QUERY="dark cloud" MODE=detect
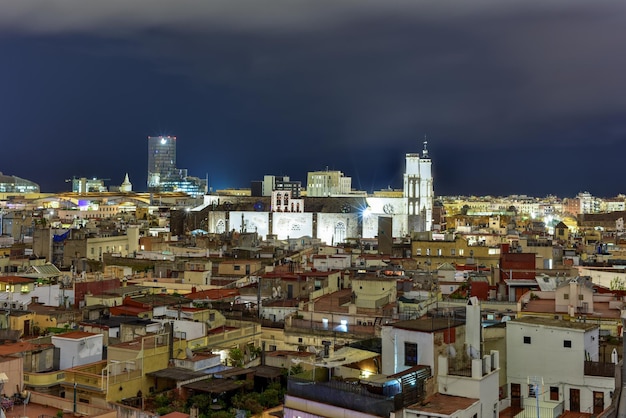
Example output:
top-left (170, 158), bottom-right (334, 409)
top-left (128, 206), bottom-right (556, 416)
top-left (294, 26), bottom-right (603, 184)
top-left (1, 0), bottom-right (625, 196)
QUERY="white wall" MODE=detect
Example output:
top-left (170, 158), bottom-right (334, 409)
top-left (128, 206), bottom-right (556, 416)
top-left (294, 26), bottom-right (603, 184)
top-left (205, 200), bottom-right (412, 242)
top-left (507, 320), bottom-right (608, 413)
top-left (380, 325), bottom-right (434, 375)
top-left (313, 255), bottom-right (351, 272)
top-left (51, 334), bottom-right (103, 370)
top-left (272, 212), bottom-right (313, 240)
top-left (261, 306), bottom-right (298, 322)
top-left (316, 213), bottom-right (359, 246)
top-left (230, 211), bottom-right (270, 238)
top-left (153, 319), bottom-right (205, 341)
top-left (507, 322), bottom-right (588, 386)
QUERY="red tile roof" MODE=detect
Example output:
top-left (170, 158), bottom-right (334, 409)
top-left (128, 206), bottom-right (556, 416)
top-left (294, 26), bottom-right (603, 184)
top-left (0, 341), bottom-right (53, 356)
top-left (54, 331), bottom-right (98, 339)
top-left (408, 393), bottom-right (478, 415)
top-left (0, 276), bottom-right (34, 284)
top-left (109, 305), bottom-right (151, 316)
top-left (185, 288), bottom-right (239, 300)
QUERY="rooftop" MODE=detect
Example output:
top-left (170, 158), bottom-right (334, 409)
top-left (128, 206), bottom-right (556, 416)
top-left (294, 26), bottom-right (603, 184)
top-left (185, 288), bottom-right (239, 300)
top-left (52, 330), bottom-right (98, 340)
top-left (511, 316), bottom-right (598, 330)
top-left (146, 367), bottom-right (208, 381)
top-left (80, 316), bottom-right (157, 328)
top-left (390, 317), bottom-right (465, 332)
top-left (407, 393), bottom-right (479, 415)
top-left (0, 276), bottom-right (34, 284)
top-left (265, 350), bottom-right (316, 359)
top-left (0, 341), bottom-right (53, 356)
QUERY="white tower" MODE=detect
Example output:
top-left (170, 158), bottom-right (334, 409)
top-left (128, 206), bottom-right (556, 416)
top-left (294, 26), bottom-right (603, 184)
top-left (403, 140), bottom-right (433, 232)
top-left (120, 173), bottom-right (133, 192)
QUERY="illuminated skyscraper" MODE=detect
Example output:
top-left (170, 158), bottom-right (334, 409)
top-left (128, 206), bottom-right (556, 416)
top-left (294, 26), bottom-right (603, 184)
top-left (147, 135), bottom-right (177, 191)
top-left (146, 135), bottom-right (206, 196)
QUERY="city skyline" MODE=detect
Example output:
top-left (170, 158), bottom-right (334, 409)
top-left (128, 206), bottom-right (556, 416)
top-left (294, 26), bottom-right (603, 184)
top-left (1, 1), bottom-right (626, 197)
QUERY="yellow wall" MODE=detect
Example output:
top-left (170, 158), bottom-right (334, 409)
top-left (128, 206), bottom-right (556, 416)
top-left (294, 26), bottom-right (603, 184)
top-left (86, 235), bottom-right (135, 261)
top-left (183, 270), bottom-right (211, 286)
top-left (106, 334), bottom-right (173, 403)
top-left (85, 294), bottom-right (123, 307)
top-left (411, 237), bottom-right (500, 269)
top-left (351, 278), bottom-right (397, 309)
top-left (7, 311), bottom-right (36, 337)
top-left (217, 260), bottom-right (263, 276)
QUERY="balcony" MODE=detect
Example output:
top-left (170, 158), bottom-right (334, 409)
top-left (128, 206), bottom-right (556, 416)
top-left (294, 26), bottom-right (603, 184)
top-left (24, 370), bottom-right (66, 388)
top-left (584, 361), bottom-right (616, 377)
top-left (286, 318), bottom-right (378, 337)
top-left (287, 366), bottom-right (430, 416)
top-left (287, 378), bottom-right (398, 417)
top-left (64, 361), bottom-right (108, 392)
top-left (188, 321), bottom-right (262, 350)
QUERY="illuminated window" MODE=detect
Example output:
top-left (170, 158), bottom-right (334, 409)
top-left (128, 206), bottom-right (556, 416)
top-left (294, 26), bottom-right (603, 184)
top-left (459, 249), bottom-right (464, 256)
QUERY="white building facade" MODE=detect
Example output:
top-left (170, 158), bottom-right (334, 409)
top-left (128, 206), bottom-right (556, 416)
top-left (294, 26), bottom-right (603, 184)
top-left (404, 142), bottom-right (434, 233)
top-left (506, 317), bottom-right (613, 416)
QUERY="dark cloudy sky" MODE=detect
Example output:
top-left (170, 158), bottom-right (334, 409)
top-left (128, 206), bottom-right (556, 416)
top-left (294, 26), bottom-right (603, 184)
top-left (1, 1), bottom-right (626, 197)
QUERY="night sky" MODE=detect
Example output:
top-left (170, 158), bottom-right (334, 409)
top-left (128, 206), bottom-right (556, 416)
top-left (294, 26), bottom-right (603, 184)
top-left (1, 1), bottom-right (626, 197)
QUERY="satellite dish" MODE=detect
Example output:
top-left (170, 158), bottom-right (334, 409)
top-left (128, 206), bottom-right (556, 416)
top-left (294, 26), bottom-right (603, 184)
top-left (272, 287), bottom-right (278, 298)
top-left (447, 345), bottom-right (457, 358)
top-left (277, 286), bottom-right (282, 297)
top-left (308, 345), bottom-right (318, 354)
top-left (186, 348), bottom-right (194, 359)
top-left (501, 315), bottom-right (511, 322)
top-left (466, 344), bottom-right (480, 359)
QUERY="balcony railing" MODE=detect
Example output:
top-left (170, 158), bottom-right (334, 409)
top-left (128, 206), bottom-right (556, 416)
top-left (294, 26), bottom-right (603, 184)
top-left (287, 318), bottom-right (378, 336)
top-left (287, 378), bottom-right (396, 417)
top-left (23, 370), bottom-right (65, 387)
top-left (515, 405), bottom-right (561, 418)
top-left (64, 370), bottom-right (105, 391)
top-left (287, 367), bottom-right (430, 416)
top-left (584, 361), bottom-right (616, 377)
